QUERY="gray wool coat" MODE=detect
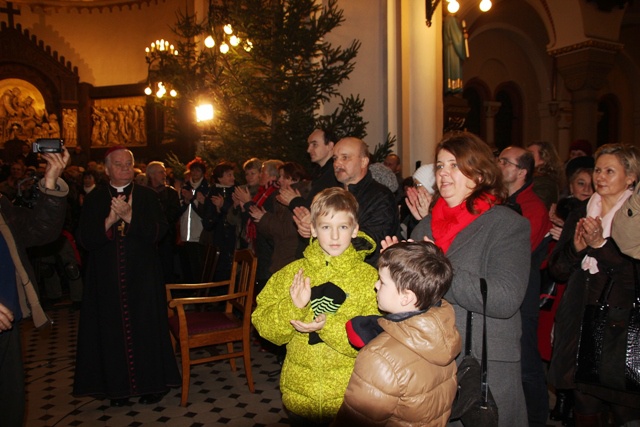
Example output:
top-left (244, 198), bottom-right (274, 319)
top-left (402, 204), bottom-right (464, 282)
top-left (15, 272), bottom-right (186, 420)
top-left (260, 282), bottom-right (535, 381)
top-left (411, 205), bottom-right (530, 427)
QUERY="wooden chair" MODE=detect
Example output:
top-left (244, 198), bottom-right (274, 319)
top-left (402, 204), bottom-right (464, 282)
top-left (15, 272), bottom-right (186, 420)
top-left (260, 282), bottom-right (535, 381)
top-left (200, 244), bottom-right (220, 283)
top-left (166, 249), bottom-right (258, 407)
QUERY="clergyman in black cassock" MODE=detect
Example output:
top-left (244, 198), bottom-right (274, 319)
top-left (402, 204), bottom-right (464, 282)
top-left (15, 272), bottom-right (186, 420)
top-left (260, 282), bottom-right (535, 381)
top-left (73, 147), bottom-right (180, 406)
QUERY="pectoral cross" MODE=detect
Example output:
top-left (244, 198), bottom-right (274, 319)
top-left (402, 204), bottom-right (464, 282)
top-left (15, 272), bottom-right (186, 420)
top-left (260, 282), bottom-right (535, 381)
top-left (117, 221), bottom-right (126, 236)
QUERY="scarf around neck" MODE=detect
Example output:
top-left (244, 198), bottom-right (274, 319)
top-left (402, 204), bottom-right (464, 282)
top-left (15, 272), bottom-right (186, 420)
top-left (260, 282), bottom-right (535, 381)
top-left (431, 193), bottom-right (496, 253)
top-left (246, 182), bottom-right (279, 242)
top-left (581, 188), bottom-right (633, 274)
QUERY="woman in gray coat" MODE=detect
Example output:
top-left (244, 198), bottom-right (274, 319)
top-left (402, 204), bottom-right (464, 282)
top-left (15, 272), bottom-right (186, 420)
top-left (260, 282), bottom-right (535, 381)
top-left (401, 132), bottom-right (531, 426)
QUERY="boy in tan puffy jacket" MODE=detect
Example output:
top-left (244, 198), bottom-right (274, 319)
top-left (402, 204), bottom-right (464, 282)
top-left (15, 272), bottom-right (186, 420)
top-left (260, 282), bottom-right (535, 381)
top-left (334, 241), bottom-right (461, 427)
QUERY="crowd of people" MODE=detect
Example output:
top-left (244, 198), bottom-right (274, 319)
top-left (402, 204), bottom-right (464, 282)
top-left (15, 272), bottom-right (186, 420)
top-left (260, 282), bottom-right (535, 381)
top-left (1, 130), bottom-right (640, 427)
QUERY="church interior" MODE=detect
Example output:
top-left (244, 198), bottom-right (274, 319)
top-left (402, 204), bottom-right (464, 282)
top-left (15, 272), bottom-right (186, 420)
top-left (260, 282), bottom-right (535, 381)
top-left (1, 0), bottom-right (638, 425)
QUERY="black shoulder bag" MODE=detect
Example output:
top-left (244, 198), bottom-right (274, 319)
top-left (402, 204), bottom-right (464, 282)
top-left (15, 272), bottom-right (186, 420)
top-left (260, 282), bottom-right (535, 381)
top-left (449, 278), bottom-right (499, 426)
top-left (575, 266), bottom-right (640, 393)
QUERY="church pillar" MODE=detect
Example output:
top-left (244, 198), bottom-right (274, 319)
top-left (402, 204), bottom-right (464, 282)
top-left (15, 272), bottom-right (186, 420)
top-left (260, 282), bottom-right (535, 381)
top-left (552, 43), bottom-right (621, 151)
top-left (556, 102), bottom-right (573, 158)
top-left (483, 101), bottom-right (500, 150)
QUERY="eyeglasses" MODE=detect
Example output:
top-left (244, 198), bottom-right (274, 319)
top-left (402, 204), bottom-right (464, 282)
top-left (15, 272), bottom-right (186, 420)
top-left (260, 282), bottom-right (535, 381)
top-left (497, 158), bottom-right (521, 168)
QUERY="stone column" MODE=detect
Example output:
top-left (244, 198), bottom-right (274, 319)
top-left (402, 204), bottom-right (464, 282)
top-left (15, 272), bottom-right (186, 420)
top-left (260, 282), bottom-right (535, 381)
top-left (551, 42), bottom-right (621, 152)
top-left (483, 101), bottom-right (501, 150)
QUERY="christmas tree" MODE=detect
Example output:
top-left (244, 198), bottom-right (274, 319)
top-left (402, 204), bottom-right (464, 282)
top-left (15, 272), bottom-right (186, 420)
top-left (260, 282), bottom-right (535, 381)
top-left (153, 0), bottom-right (371, 167)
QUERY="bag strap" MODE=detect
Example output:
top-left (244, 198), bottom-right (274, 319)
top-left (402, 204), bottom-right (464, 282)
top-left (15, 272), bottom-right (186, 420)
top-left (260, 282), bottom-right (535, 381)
top-left (597, 269), bottom-right (615, 305)
top-left (465, 308), bottom-right (473, 356)
top-left (480, 278), bottom-right (490, 408)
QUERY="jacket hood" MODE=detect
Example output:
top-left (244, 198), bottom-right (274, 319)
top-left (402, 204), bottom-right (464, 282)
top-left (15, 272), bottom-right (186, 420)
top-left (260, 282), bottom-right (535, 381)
top-left (378, 300), bottom-right (461, 366)
top-left (303, 230), bottom-right (376, 266)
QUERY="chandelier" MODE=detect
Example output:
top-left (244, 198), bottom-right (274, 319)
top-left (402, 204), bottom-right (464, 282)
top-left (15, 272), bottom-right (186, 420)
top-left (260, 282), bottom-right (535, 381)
top-left (203, 23), bottom-right (253, 54)
top-left (144, 39), bottom-right (179, 98)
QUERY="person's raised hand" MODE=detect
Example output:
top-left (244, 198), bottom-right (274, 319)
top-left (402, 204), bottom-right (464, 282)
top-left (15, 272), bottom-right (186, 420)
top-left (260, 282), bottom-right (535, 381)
top-left (276, 187), bottom-right (301, 207)
top-left (249, 205), bottom-right (266, 222)
top-left (41, 147), bottom-right (70, 190)
top-left (289, 268), bottom-right (311, 309)
top-left (111, 194), bottom-right (132, 223)
top-left (406, 186), bottom-right (431, 220)
top-left (234, 186), bottom-right (252, 205)
top-left (292, 206), bottom-right (312, 238)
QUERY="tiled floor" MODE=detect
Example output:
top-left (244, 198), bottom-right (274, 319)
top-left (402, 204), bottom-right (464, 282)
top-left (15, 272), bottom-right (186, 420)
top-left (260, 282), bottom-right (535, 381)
top-left (21, 302), bottom-right (564, 427)
top-left (21, 303), bottom-right (290, 426)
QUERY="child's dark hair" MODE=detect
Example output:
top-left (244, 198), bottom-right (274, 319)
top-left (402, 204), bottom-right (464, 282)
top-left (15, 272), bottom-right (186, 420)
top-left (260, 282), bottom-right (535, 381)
top-left (378, 241), bottom-right (453, 310)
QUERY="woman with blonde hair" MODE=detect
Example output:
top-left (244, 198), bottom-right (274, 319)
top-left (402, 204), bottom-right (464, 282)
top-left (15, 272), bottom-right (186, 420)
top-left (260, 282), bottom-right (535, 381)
top-left (548, 143), bottom-right (640, 425)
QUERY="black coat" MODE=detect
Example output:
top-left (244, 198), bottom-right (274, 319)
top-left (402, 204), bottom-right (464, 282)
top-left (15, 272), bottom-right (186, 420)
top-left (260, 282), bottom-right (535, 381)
top-left (348, 171), bottom-right (399, 265)
top-left (202, 185), bottom-right (237, 279)
top-left (548, 202), bottom-right (639, 408)
top-left (74, 183), bottom-right (180, 399)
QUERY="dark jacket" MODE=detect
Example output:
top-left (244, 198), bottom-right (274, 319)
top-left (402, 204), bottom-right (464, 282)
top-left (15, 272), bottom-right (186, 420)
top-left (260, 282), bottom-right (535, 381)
top-left (548, 201), bottom-right (640, 408)
top-left (0, 178), bottom-right (69, 323)
top-left (258, 180), bottom-right (310, 273)
top-left (289, 158), bottom-right (340, 211)
top-left (348, 170), bottom-right (399, 265)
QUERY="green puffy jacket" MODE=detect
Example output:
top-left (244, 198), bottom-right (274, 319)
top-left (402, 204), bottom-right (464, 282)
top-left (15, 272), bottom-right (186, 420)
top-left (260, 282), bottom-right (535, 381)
top-left (252, 232), bottom-right (380, 422)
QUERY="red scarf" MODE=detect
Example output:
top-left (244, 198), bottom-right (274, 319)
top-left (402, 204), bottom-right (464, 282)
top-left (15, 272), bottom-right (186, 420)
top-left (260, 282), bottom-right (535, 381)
top-left (431, 193), bottom-right (496, 253)
top-left (246, 182), bottom-right (278, 243)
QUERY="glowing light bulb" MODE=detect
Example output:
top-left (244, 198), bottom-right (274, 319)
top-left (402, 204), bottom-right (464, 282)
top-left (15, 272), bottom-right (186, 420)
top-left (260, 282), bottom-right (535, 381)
top-left (244, 40), bottom-right (253, 52)
top-left (170, 89), bottom-right (177, 97)
top-left (156, 82), bottom-right (166, 98)
top-left (144, 86), bottom-right (152, 95)
top-left (220, 42), bottom-right (229, 54)
top-left (224, 24), bottom-right (233, 35)
top-left (230, 35), bottom-right (239, 47)
top-left (196, 103), bottom-right (214, 122)
top-left (479, 0), bottom-right (492, 12)
top-left (204, 35), bottom-right (215, 48)
top-left (447, 0), bottom-right (460, 13)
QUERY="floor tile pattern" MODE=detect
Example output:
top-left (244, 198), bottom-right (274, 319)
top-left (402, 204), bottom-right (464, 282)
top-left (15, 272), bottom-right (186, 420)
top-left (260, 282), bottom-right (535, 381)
top-left (21, 305), bottom-right (290, 427)
top-left (21, 302), bottom-right (564, 427)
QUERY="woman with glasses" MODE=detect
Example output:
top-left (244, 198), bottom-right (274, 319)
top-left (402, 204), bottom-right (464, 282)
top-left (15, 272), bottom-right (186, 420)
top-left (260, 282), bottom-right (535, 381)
top-left (394, 131), bottom-right (531, 426)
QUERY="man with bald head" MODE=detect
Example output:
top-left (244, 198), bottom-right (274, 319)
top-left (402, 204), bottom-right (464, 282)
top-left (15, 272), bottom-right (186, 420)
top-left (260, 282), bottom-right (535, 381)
top-left (294, 137), bottom-right (398, 265)
top-left (498, 145), bottom-right (552, 427)
top-left (74, 147), bottom-right (180, 407)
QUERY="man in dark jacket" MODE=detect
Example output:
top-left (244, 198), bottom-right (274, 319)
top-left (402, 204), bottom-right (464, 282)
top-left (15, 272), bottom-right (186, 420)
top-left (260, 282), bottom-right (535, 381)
top-left (0, 148), bottom-right (70, 427)
top-left (293, 137), bottom-right (398, 265)
top-left (277, 128), bottom-right (341, 258)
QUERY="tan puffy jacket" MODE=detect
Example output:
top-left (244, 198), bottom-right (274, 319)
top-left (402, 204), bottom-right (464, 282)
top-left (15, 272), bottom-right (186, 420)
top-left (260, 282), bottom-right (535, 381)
top-left (333, 300), bottom-right (461, 427)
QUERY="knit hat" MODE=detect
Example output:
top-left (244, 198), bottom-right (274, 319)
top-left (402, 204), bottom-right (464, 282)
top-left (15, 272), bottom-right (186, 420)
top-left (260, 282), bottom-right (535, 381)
top-left (569, 139), bottom-right (592, 157)
top-left (369, 162), bottom-right (399, 193)
top-left (413, 163), bottom-right (436, 193)
top-left (565, 155), bottom-right (595, 180)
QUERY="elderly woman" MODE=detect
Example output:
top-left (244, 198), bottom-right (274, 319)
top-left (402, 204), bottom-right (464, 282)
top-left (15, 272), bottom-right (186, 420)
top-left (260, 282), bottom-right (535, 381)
top-left (233, 159), bottom-right (283, 290)
top-left (250, 162), bottom-right (309, 274)
top-left (402, 131), bottom-right (531, 426)
top-left (548, 144), bottom-right (640, 425)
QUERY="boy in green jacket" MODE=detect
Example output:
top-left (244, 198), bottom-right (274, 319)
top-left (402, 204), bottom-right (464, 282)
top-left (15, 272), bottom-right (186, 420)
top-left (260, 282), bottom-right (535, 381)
top-left (252, 187), bottom-right (380, 426)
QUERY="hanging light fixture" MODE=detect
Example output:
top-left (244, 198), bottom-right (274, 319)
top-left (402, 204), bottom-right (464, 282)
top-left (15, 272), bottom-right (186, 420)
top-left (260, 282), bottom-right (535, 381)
top-left (444, 0), bottom-right (492, 15)
top-left (144, 38), bottom-right (179, 99)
